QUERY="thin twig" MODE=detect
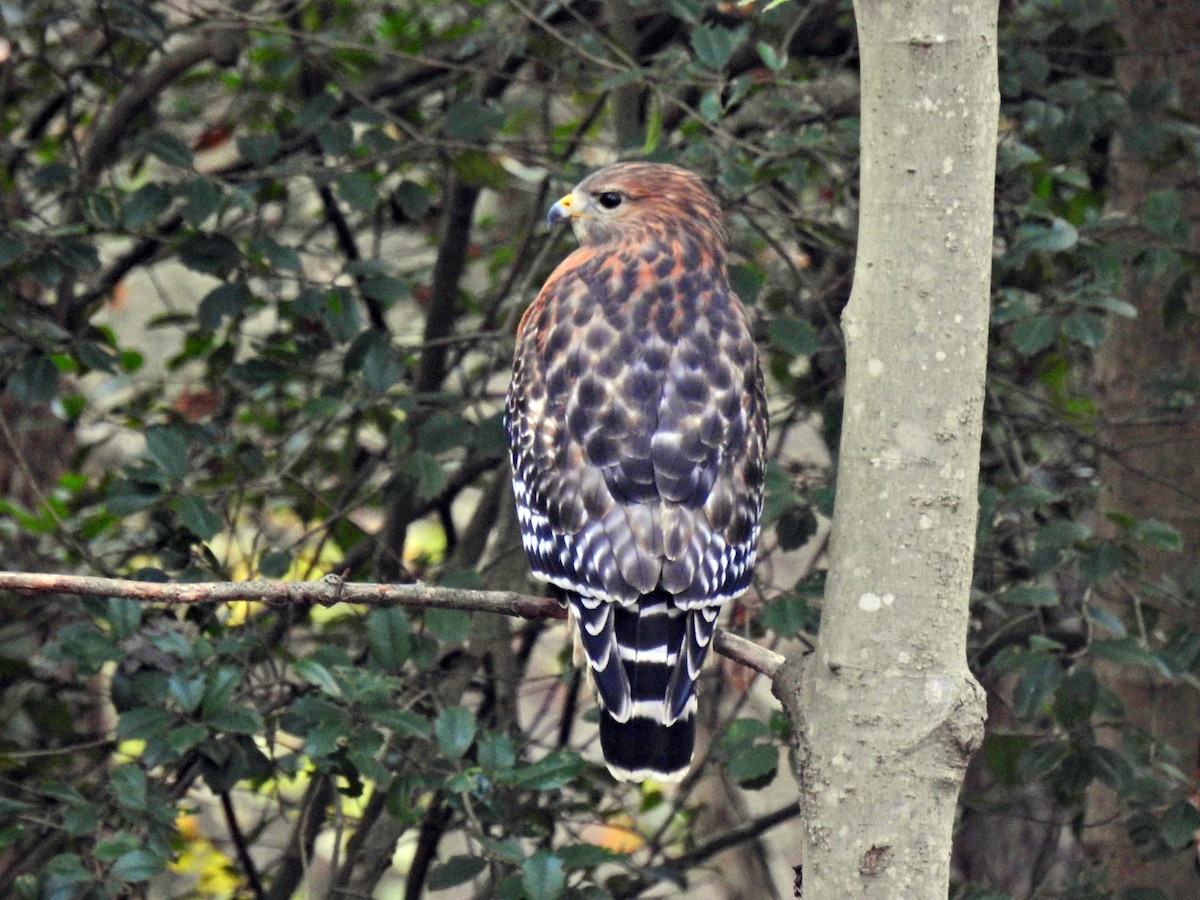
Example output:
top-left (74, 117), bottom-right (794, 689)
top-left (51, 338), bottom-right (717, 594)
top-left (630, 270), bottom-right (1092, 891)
top-left (219, 790), bottom-right (266, 899)
top-left (672, 801), bottom-right (801, 869)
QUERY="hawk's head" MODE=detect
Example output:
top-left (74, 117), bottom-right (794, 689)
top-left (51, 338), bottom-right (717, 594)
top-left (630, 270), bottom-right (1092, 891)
top-left (547, 162), bottom-right (726, 253)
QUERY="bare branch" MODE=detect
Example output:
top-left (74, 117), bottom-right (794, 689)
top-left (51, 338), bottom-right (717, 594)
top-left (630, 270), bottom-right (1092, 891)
top-left (76, 27), bottom-right (246, 189)
top-left (714, 628), bottom-right (786, 679)
top-left (0, 572), bottom-right (790, 676)
top-left (0, 571), bottom-right (563, 619)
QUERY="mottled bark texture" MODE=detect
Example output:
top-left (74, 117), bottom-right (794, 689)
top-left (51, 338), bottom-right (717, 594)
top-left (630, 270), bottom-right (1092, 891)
top-left (774, 2), bottom-right (998, 896)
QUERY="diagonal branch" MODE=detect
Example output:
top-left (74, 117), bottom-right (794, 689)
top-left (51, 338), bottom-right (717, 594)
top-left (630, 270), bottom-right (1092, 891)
top-left (0, 571), bottom-right (787, 677)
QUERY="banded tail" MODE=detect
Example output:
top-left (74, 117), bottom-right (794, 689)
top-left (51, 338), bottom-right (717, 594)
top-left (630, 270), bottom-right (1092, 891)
top-left (567, 588), bottom-right (720, 782)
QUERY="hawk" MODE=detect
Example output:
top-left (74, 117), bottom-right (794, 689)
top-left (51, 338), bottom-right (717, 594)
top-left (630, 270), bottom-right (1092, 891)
top-left (506, 162), bottom-right (767, 782)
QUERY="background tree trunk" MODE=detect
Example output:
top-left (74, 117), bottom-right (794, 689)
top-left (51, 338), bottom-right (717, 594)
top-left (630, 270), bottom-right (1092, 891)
top-left (1090, 0), bottom-right (1200, 892)
top-left (774, 2), bottom-right (997, 895)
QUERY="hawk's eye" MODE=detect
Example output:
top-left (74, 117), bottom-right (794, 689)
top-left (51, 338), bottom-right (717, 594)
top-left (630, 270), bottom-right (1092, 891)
top-left (595, 191), bottom-right (623, 210)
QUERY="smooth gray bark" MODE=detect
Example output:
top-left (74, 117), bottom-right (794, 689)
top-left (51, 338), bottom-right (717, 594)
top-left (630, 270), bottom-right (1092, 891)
top-left (774, 2), bottom-right (998, 896)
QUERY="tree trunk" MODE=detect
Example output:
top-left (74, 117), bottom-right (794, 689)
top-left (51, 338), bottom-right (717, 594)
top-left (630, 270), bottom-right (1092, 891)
top-left (773, 2), bottom-right (997, 895)
top-left (1089, 1), bottom-right (1200, 892)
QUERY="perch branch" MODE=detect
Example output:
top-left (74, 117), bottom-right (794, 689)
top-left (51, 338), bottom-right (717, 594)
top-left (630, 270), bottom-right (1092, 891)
top-left (0, 572), bottom-right (787, 677)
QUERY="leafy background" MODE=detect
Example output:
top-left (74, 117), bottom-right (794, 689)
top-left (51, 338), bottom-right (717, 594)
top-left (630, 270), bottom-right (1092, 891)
top-left (1, 0), bottom-right (1198, 897)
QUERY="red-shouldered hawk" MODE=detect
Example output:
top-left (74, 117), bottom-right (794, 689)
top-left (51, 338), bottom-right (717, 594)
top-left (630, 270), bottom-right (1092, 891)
top-left (506, 163), bottom-right (767, 782)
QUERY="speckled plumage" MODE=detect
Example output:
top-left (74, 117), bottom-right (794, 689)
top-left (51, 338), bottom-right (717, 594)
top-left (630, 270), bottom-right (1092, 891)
top-left (506, 163), bottom-right (766, 782)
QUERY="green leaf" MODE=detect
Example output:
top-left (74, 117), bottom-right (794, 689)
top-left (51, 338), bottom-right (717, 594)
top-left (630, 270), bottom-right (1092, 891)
top-left (725, 743), bottom-right (778, 788)
top-left (643, 94), bottom-right (663, 154)
top-left (508, 750), bottom-right (583, 790)
top-left (1060, 312), bottom-right (1105, 347)
top-left (180, 178), bottom-right (223, 226)
top-left (1131, 518), bottom-right (1181, 551)
top-left (61, 238), bottom-right (100, 273)
top-left (174, 495), bottom-right (222, 540)
top-left (776, 506), bottom-right (817, 550)
top-left (29, 250), bottom-right (62, 286)
top-left (0, 233), bottom-right (23, 266)
top-left (691, 25), bottom-right (740, 71)
top-left (1035, 519), bottom-right (1089, 551)
top-left (729, 264), bottom-right (764, 305)
top-left (1158, 800), bottom-right (1200, 850)
top-left (205, 704), bottom-right (264, 735)
top-left (76, 340), bottom-right (119, 373)
top-left (294, 659), bottom-right (342, 696)
top-left (367, 607), bottom-right (412, 671)
top-left (143, 131), bottom-right (194, 168)
top-left (428, 855), bottom-right (488, 891)
top-left (443, 99), bottom-right (505, 142)
top-left (1084, 603), bottom-right (1127, 637)
top-left (251, 236), bottom-right (301, 272)
top-left (599, 68), bottom-right (645, 91)
top-left (168, 673), bottom-right (206, 713)
top-left (394, 181), bottom-right (431, 220)
top-left (237, 133), bottom-right (281, 165)
top-left (1017, 217), bottom-right (1078, 252)
top-left (1091, 639), bottom-right (1172, 676)
top-left (145, 424), bottom-right (190, 481)
top-left (1018, 740), bottom-right (1067, 781)
top-left (317, 120), bottom-right (354, 156)
top-left (1081, 294), bottom-right (1137, 318)
top-left (451, 150), bottom-right (508, 189)
top-left (983, 732), bottom-right (1031, 784)
top-left (1088, 745), bottom-right (1133, 789)
top-left (179, 233), bottom-right (240, 277)
top-left (1052, 666), bottom-right (1097, 727)
top-left (46, 854), bottom-right (93, 885)
top-left (419, 413), bottom-right (470, 454)
top-left (199, 281), bottom-right (252, 330)
top-left (477, 731), bottom-right (517, 771)
top-left (768, 317), bottom-right (819, 356)
top-left (722, 718), bottom-right (770, 748)
top-left (522, 850), bottom-right (566, 900)
top-left (109, 765), bottom-right (148, 812)
top-left (106, 597), bottom-right (142, 641)
top-left (320, 286), bottom-right (361, 342)
top-left (47, 622), bottom-right (121, 675)
top-left (435, 707), bottom-right (476, 759)
top-left (1129, 78), bottom-right (1175, 115)
top-left (756, 41), bottom-right (787, 71)
top-left (200, 667), bottom-right (241, 718)
top-left (404, 451), bottom-right (447, 500)
top-left (106, 479), bottom-right (161, 515)
top-left (109, 849), bottom-right (166, 882)
top-left (558, 843), bottom-right (619, 868)
top-left (761, 593), bottom-right (810, 637)
top-left (118, 707), bottom-right (175, 741)
top-left (335, 171), bottom-right (379, 212)
top-left (361, 275), bottom-right (409, 303)
top-left (8, 355), bottom-right (60, 403)
top-left (1143, 190), bottom-right (1190, 241)
top-left (425, 608), bottom-right (471, 643)
top-left (294, 92), bottom-right (338, 131)
top-left (122, 184), bottom-right (172, 229)
top-left (372, 708), bottom-right (431, 739)
top-left (259, 550), bottom-right (291, 578)
top-left (1002, 585), bottom-right (1059, 607)
top-left (1010, 315), bottom-right (1056, 356)
top-left (361, 334), bottom-right (402, 392)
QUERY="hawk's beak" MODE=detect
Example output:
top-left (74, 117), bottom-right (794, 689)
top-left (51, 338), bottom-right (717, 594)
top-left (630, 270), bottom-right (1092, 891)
top-left (546, 193), bottom-right (576, 226)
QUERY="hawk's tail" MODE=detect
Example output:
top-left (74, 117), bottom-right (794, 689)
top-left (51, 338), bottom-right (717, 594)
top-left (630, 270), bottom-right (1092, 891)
top-left (567, 588), bottom-right (719, 783)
